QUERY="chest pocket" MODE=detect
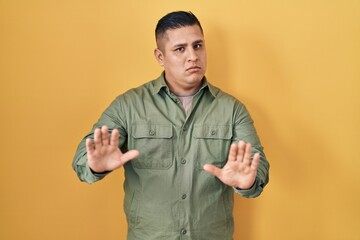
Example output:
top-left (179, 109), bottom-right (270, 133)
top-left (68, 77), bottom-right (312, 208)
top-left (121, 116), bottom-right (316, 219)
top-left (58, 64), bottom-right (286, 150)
top-left (193, 124), bottom-right (232, 169)
top-left (130, 124), bottom-right (173, 169)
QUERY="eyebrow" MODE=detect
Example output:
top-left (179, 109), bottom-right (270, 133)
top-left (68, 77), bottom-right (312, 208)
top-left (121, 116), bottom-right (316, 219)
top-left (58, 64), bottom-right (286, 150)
top-left (172, 40), bottom-right (204, 49)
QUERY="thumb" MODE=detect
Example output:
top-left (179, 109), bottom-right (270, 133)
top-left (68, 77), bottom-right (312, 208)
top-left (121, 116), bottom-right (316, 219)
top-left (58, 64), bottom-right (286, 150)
top-left (203, 164), bottom-right (222, 178)
top-left (121, 150), bottom-right (140, 164)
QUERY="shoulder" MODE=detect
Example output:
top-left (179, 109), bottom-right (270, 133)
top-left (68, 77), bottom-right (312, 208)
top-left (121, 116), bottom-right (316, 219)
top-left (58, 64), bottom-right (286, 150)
top-left (114, 77), bottom-right (160, 102)
top-left (208, 82), bottom-right (245, 108)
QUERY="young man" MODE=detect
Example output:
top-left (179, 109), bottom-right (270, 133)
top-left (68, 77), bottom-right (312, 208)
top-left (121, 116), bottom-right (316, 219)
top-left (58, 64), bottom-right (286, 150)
top-left (73, 11), bottom-right (269, 240)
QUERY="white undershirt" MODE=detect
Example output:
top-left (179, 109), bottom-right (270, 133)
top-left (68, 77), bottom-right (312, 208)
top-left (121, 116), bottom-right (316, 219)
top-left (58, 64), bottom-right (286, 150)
top-left (177, 95), bottom-right (193, 115)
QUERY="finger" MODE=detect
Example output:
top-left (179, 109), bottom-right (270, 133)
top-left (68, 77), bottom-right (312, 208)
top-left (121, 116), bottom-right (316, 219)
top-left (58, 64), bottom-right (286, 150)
top-left (227, 143), bottom-right (238, 162)
top-left (110, 128), bottom-right (120, 146)
top-left (243, 143), bottom-right (253, 165)
top-left (93, 128), bottom-right (102, 149)
top-left (203, 164), bottom-right (222, 178)
top-left (250, 152), bottom-right (260, 171)
top-left (236, 141), bottom-right (246, 162)
top-left (101, 125), bottom-right (110, 145)
top-left (120, 150), bottom-right (140, 164)
top-left (85, 138), bottom-right (95, 154)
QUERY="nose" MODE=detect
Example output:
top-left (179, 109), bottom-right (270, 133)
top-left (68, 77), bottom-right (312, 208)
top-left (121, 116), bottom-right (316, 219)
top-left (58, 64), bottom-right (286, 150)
top-left (187, 48), bottom-right (198, 62)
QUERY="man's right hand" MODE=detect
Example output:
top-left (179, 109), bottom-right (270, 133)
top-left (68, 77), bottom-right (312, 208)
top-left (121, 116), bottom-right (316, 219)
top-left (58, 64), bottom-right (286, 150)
top-left (85, 125), bottom-right (140, 173)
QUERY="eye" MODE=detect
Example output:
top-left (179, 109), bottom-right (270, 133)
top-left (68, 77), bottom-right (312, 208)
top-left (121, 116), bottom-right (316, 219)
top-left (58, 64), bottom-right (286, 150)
top-left (175, 47), bottom-right (185, 52)
top-left (194, 43), bottom-right (202, 49)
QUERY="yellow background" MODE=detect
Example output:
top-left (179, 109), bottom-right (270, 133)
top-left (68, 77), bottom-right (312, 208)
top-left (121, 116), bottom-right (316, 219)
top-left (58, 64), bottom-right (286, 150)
top-left (1, 1), bottom-right (359, 239)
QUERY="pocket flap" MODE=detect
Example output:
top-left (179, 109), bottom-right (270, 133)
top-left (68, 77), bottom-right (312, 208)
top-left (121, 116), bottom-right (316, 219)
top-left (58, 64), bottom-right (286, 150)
top-left (132, 124), bottom-right (173, 139)
top-left (193, 125), bottom-right (232, 139)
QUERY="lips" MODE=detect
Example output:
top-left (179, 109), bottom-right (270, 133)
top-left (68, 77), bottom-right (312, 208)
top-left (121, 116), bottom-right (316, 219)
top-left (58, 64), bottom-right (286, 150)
top-left (186, 66), bottom-right (201, 71)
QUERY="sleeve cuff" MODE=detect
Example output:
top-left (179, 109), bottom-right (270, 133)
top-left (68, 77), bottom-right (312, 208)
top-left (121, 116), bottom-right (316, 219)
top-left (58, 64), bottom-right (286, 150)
top-left (233, 178), bottom-right (263, 198)
top-left (84, 162), bottom-right (109, 183)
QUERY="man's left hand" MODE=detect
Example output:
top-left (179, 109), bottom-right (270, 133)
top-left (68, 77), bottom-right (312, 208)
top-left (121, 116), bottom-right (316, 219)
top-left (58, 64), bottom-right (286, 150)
top-left (203, 141), bottom-right (260, 189)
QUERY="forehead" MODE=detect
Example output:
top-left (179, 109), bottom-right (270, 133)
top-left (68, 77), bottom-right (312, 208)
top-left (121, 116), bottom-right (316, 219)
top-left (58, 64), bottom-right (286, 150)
top-left (163, 25), bottom-right (204, 46)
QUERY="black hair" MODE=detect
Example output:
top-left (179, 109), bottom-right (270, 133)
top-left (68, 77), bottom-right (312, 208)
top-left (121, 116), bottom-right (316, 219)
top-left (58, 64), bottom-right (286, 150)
top-left (155, 11), bottom-right (203, 41)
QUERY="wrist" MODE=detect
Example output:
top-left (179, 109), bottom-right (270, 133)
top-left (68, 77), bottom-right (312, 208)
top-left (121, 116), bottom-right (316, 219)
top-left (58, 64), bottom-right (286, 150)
top-left (89, 167), bottom-right (110, 174)
top-left (235, 179), bottom-right (257, 190)
top-left (87, 161), bottom-right (109, 174)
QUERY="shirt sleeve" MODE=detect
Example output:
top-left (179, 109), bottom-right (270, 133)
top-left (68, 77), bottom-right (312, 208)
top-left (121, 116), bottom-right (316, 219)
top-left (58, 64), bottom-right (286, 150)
top-left (231, 102), bottom-right (270, 198)
top-left (72, 96), bottom-right (128, 183)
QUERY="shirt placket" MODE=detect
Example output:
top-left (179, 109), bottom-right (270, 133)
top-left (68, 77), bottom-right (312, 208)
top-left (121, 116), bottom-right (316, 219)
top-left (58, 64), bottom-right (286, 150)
top-left (174, 90), bottom-right (204, 239)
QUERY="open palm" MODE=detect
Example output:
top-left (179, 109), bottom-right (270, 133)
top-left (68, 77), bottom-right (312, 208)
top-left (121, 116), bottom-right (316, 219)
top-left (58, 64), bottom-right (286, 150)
top-left (86, 126), bottom-right (139, 173)
top-left (203, 141), bottom-right (259, 189)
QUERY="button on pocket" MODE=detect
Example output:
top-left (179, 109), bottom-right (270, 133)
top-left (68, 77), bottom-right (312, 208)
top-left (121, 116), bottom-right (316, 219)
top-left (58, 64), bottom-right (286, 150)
top-left (193, 124), bottom-right (232, 169)
top-left (131, 124), bottom-right (173, 169)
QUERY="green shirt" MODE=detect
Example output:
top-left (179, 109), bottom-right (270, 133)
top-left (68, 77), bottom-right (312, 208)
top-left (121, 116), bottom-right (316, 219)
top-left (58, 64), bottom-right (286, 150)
top-left (72, 74), bottom-right (270, 240)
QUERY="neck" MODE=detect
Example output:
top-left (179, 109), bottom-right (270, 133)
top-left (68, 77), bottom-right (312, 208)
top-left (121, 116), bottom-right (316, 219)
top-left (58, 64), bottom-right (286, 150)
top-left (166, 81), bottom-right (203, 97)
top-left (172, 91), bottom-right (197, 97)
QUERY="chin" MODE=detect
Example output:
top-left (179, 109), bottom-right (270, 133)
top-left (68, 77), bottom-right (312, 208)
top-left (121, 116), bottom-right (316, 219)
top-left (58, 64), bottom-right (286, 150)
top-left (187, 72), bottom-right (204, 82)
top-left (185, 78), bottom-right (202, 86)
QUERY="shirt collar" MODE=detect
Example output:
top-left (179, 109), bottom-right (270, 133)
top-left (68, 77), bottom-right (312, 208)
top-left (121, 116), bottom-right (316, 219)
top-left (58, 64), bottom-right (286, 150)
top-left (152, 72), bottom-right (219, 98)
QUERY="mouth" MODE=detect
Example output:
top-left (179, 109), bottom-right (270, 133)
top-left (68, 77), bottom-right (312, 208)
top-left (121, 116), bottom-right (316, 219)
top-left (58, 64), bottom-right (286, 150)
top-left (186, 66), bottom-right (201, 72)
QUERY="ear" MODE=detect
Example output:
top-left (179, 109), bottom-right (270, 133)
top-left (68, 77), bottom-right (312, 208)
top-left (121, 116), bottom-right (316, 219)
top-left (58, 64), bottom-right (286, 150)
top-left (154, 48), bottom-right (164, 67)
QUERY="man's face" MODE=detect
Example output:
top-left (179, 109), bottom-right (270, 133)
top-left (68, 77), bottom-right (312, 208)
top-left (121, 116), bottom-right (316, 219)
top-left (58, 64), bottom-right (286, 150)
top-left (155, 25), bottom-right (207, 95)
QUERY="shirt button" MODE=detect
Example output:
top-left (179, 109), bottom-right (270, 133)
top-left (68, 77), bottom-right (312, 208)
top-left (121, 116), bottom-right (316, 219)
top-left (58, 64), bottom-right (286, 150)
top-left (180, 158), bottom-right (186, 164)
top-left (149, 130), bottom-right (155, 136)
top-left (211, 129), bottom-right (216, 135)
top-left (181, 194), bottom-right (187, 200)
top-left (181, 229), bottom-right (187, 235)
